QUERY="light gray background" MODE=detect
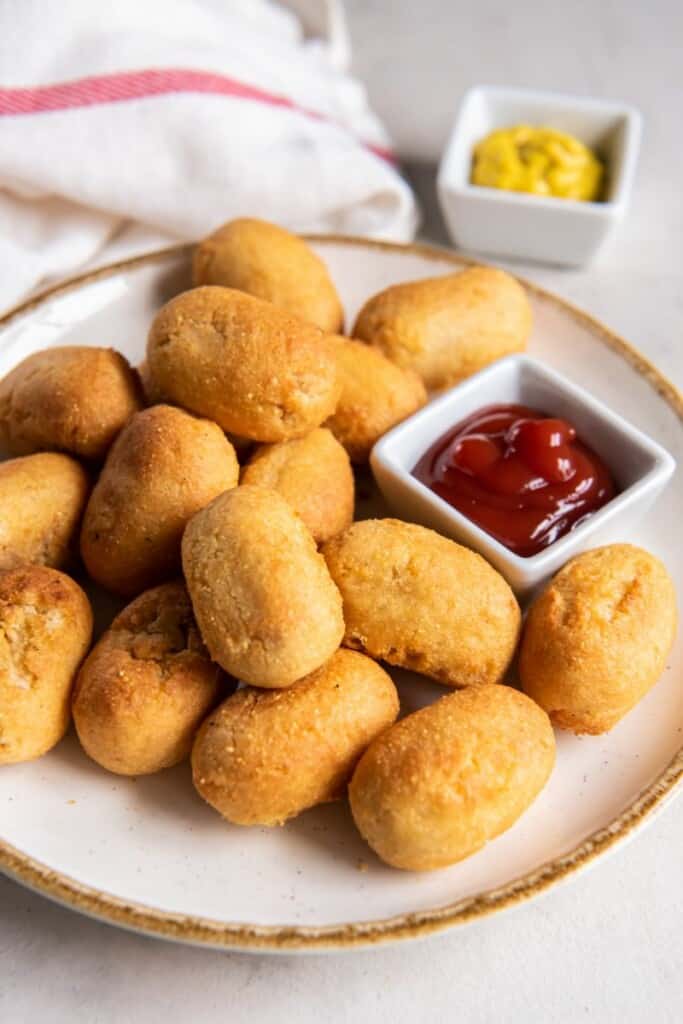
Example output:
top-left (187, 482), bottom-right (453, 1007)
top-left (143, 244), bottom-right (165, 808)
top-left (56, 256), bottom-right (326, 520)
top-left (2, 2), bottom-right (682, 1021)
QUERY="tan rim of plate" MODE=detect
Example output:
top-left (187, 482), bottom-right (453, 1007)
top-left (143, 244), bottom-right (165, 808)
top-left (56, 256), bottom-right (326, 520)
top-left (0, 236), bottom-right (682, 952)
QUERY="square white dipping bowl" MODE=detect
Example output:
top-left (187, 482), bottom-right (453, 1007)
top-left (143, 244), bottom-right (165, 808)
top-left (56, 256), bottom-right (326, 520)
top-left (437, 85), bottom-right (642, 266)
top-left (370, 355), bottom-right (675, 596)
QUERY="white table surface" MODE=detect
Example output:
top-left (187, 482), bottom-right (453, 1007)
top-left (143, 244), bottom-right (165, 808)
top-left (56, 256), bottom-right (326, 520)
top-left (2, 2), bottom-right (682, 1021)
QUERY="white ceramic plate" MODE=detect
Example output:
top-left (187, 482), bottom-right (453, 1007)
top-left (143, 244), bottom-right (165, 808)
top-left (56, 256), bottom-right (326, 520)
top-left (0, 238), bottom-right (681, 953)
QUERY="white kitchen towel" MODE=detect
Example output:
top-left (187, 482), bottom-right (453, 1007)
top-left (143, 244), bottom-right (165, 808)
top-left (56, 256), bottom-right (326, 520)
top-left (0, 0), bottom-right (418, 313)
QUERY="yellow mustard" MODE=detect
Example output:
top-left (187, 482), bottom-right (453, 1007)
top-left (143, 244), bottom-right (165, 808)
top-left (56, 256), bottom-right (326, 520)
top-left (471, 125), bottom-right (604, 201)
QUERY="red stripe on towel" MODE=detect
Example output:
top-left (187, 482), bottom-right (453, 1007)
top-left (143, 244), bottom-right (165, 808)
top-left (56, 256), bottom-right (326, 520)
top-left (0, 68), bottom-right (396, 163)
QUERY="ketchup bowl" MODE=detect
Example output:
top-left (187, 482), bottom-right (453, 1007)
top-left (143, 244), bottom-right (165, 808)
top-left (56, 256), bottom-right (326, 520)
top-left (370, 355), bottom-right (675, 595)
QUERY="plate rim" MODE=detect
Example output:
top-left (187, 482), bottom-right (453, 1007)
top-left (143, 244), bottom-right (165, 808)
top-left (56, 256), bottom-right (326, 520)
top-left (1, 234), bottom-right (681, 952)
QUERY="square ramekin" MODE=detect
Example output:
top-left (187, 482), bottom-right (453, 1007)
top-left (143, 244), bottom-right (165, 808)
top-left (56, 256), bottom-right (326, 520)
top-left (437, 86), bottom-right (642, 267)
top-left (370, 355), bottom-right (675, 596)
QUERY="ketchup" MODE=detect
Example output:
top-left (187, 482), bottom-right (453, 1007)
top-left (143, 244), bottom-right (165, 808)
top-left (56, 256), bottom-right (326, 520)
top-left (413, 404), bottom-right (616, 557)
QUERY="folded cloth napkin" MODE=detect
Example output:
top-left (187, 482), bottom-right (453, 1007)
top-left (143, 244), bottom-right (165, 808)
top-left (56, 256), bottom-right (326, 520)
top-left (0, 0), bottom-right (418, 313)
